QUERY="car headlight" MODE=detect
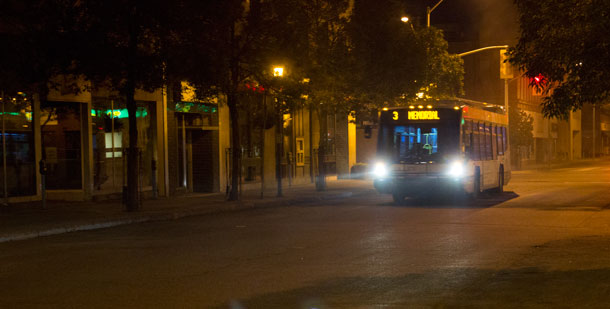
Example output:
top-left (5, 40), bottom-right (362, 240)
top-left (447, 160), bottom-right (465, 178)
top-left (372, 162), bottom-right (389, 178)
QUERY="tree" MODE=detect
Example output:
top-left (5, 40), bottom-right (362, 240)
top-left (508, 0), bottom-right (610, 118)
top-left (66, 0), bottom-right (173, 210)
top-left (350, 0), bottom-right (463, 107)
top-left (3, 0), bottom-right (216, 208)
top-left (179, 0), bottom-right (271, 200)
top-left (0, 0), bottom-right (81, 99)
top-left (509, 107), bottom-right (534, 169)
top-left (285, 0), bottom-right (351, 190)
top-left (285, 0), bottom-right (464, 190)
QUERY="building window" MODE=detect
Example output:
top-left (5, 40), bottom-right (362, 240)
top-left (42, 101), bottom-right (83, 190)
top-left (0, 94), bottom-right (36, 197)
top-left (296, 138), bottom-right (305, 166)
top-left (91, 98), bottom-right (156, 193)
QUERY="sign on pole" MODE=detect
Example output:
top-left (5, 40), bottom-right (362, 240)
top-left (500, 49), bottom-right (513, 79)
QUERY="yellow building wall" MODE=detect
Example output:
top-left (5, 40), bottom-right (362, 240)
top-left (218, 98), bottom-right (231, 193)
top-left (348, 114), bottom-right (356, 174)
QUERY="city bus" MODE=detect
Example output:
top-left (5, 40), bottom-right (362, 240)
top-left (372, 99), bottom-right (510, 202)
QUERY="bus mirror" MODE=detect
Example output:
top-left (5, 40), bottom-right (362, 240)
top-left (364, 125), bottom-right (372, 139)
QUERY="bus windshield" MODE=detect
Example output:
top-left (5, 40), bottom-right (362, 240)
top-left (379, 123), bottom-right (459, 163)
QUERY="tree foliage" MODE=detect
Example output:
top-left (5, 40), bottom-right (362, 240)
top-left (509, 107), bottom-right (534, 149)
top-left (0, 0), bottom-right (81, 96)
top-left (174, 0), bottom-right (320, 199)
top-left (349, 0), bottom-right (463, 113)
top-left (508, 0), bottom-right (610, 118)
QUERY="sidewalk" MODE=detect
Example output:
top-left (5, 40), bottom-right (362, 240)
top-left (514, 156), bottom-right (610, 171)
top-left (0, 179), bottom-right (375, 243)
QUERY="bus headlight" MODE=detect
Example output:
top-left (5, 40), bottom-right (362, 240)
top-left (373, 162), bottom-right (389, 178)
top-left (447, 160), bottom-right (465, 178)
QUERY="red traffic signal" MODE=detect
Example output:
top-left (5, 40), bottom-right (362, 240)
top-left (530, 73), bottom-right (546, 86)
top-left (530, 73), bottom-right (547, 96)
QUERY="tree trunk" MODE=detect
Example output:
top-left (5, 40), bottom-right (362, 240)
top-left (316, 108), bottom-right (327, 191)
top-left (260, 95), bottom-right (266, 198)
top-left (125, 2), bottom-right (139, 211)
top-left (227, 92), bottom-right (240, 201)
top-left (126, 84), bottom-right (139, 211)
top-left (226, 22), bottom-right (241, 201)
top-left (276, 106), bottom-right (283, 197)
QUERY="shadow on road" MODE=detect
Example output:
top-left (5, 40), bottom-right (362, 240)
top-left (209, 265), bottom-right (610, 308)
top-left (207, 235), bottom-right (610, 308)
top-left (381, 191), bottom-right (519, 209)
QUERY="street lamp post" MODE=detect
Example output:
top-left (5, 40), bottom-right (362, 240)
top-left (458, 45), bottom-right (517, 167)
top-left (457, 45), bottom-right (510, 112)
top-left (273, 66), bottom-right (284, 197)
top-left (427, 0), bottom-right (445, 28)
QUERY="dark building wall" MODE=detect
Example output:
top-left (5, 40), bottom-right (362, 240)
top-left (356, 127), bottom-right (378, 164)
top-left (191, 130), bottom-right (219, 192)
top-left (167, 110), bottom-right (180, 195)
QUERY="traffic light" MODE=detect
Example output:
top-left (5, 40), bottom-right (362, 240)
top-left (499, 49), bottom-right (513, 79)
top-left (530, 73), bottom-right (547, 96)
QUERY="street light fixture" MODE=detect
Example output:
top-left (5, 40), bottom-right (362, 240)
top-left (400, 16), bottom-right (415, 31)
top-left (273, 66), bottom-right (284, 77)
top-left (427, 0), bottom-right (445, 28)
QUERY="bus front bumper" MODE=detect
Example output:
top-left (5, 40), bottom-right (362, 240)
top-left (374, 175), bottom-right (469, 197)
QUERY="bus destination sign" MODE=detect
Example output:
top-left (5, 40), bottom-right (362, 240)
top-left (407, 110), bottom-right (440, 120)
top-left (387, 109), bottom-right (453, 122)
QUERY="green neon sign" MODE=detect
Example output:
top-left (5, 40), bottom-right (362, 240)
top-left (174, 102), bottom-right (218, 114)
top-left (91, 108), bottom-right (148, 119)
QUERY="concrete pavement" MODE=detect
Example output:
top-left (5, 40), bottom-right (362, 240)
top-left (0, 179), bottom-right (376, 243)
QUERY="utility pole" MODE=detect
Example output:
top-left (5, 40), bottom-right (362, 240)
top-left (272, 66), bottom-right (285, 197)
top-left (458, 45), bottom-right (511, 113)
top-left (592, 104), bottom-right (597, 158)
top-left (276, 103), bottom-right (283, 197)
top-left (427, 0), bottom-right (445, 28)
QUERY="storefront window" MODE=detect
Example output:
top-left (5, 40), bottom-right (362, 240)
top-left (174, 102), bottom-right (219, 191)
top-left (0, 94), bottom-right (36, 197)
top-left (41, 101), bottom-right (82, 190)
top-left (92, 98), bottom-right (156, 194)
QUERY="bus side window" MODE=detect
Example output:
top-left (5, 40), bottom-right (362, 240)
top-left (462, 120), bottom-right (471, 156)
top-left (473, 122), bottom-right (481, 161)
top-left (492, 125), bottom-right (498, 160)
top-left (502, 126), bottom-right (507, 154)
top-left (497, 126), bottom-right (504, 155)
top-left (485, 123), bottom-right (493, 160)
top-left (479, 123), bottom-right (484, 160)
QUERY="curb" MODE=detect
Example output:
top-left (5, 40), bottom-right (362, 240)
top-left (0, 188), bottom-right (373, 244)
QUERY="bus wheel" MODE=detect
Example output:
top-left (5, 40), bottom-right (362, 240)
top-left (392, 193), bottom-right (405, 204)
top-left (494, 166), bottom-right (504, 193)
top-left (471, 168), bottom-right (481, 199)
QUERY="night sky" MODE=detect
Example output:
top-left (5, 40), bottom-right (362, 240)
top-left (404, 0), bottom-right (519, 45)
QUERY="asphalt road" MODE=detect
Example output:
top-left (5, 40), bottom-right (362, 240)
top-left (2, 161), bottom-right (610, 308)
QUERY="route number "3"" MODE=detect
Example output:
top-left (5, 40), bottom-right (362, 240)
top-left (392, 111), bottom-right (399, 120)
